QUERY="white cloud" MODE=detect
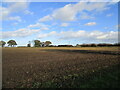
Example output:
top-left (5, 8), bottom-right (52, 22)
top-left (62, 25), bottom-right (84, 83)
top-left (39, 2), bottom-right (115, 22)
top-left (24, 10), bottom-right (34, 15)
top-left (38, 31), bottom-right (56, 38)
top-left (39, 15), bottom-right (52, 22)
top-left (96, 31), bottom-right (118, 40)
top-left (80, 12), bottom-right (95, 19)
top-left (85, 22), bottom-right (96, 26)
top-left (59, 30), bottom-right (118, 43)
top-left (0, 6), bottom-right (22, 22)
top-left (106, 13), bottom-right (113, 17)
top-left (52, 4), bottom-right (77, 21)
top-left (1, 28), bottom-right (40, 39)
top-left (0, 1), bottom-right (30, 21)
top-left (115, 24), bottom-right (120, 29)
top-left (104, 27), bottom-right (109, 29)
top-left (37, 30), bottom-right (118, 43)
top-left (61, 23), bottom-right (69, 27)
top-left (3, 0), bottom-right (28, 2)
top-left (28, 23), bottom-right (42, 28)
top-left (79, 0), bottom-right (119, 2)
top-left (12, 22), bottom-right (18, 26)
top-left (7, 16), bottom-right (22, 22)
top-left (2, 0), bottom-right (120, 2)
top-left (51, 2), bottom-right (103, 21)
top-left (1, 22), bottom-right (50, 39)
top-left (8, 2), bottom-right (28, 13)
top-left (27, 23), bottom-right (49, 30)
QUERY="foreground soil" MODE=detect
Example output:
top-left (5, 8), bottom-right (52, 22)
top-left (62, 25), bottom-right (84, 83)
top-left (2, 47), bottom-right (119, 88)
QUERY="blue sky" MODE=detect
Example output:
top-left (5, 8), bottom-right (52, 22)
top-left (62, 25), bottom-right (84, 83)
top-left (0, 0), bottom-right (119, 46)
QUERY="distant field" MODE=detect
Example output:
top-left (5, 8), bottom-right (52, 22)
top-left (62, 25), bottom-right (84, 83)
top-left (2, 47), bottom-right (119, 88)
top-left (4, 46), bottom-right (119, 51)
top-left (38, 46), bottom-right (119, 51)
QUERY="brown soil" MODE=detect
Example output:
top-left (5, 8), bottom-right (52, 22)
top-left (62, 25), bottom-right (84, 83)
top-left (2, 48), bottom-right (119, 88)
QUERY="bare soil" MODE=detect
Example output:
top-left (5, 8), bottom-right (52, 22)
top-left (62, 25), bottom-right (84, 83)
top-left (2, 47), bottom-right (119, 88)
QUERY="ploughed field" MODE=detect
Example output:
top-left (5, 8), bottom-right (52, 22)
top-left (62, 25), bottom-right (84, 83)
top-left (2, 47), bottom-right (119, 88)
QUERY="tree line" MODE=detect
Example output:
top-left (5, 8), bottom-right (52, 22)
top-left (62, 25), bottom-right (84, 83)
top-left (29, 40), bottom-right (52, 47)
top-left (76, 43), bottom-right (120, 47)
top-left (0, 40), bottom-right (52, 47)
top-left (0, 40), bottom-right (17, 47)
top-left (0, 40), bottom-right (120, 47)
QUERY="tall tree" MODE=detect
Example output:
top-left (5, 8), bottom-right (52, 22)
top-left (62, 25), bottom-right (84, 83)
top-left (7, 40), bottom-right (17, 47)
top-left (44, 41), bottom-right (52, 47)
top-left (34, 40), bottom-right (41, 47)
top-left (0, 41), bottom-right (6, 47)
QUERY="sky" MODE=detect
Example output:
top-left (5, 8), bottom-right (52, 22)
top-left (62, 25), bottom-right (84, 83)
top-left (0, 0), bottom-right (119, 46)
